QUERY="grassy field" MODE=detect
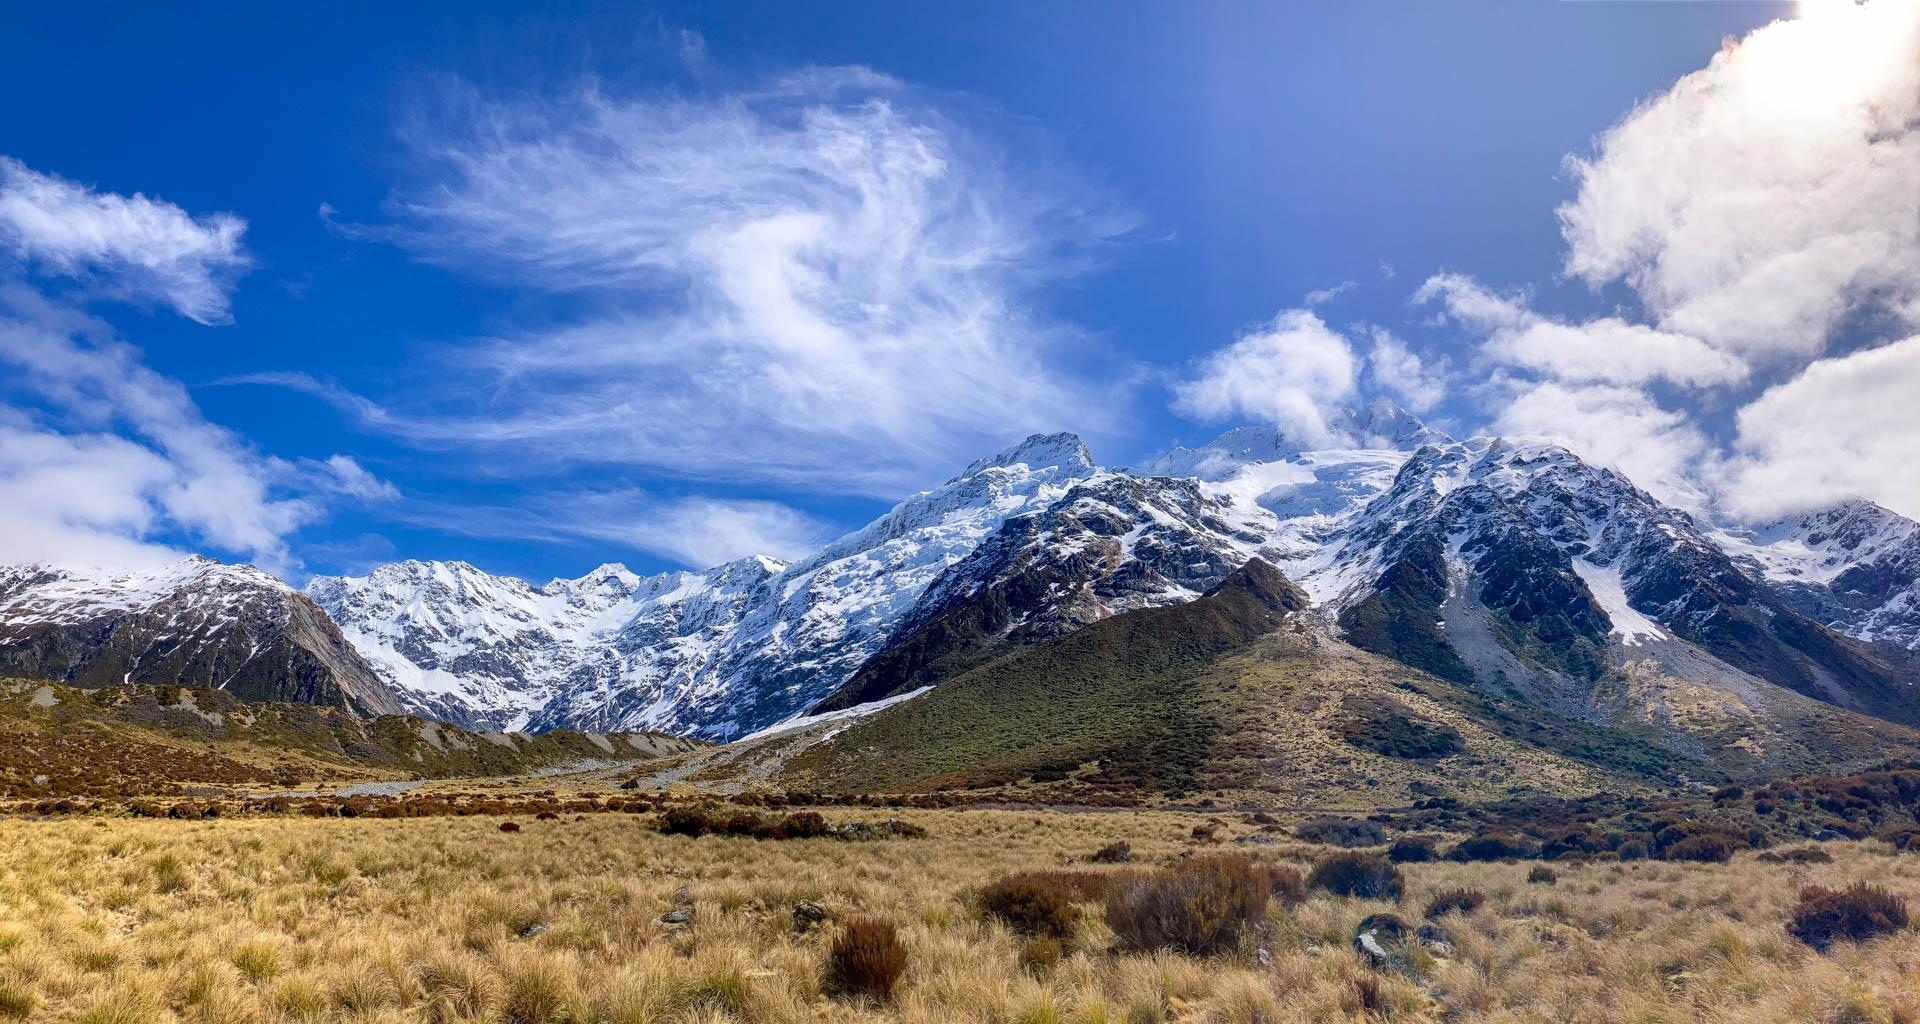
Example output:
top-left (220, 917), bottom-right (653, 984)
top-left (1, 808), bottom-right (1914, 1023)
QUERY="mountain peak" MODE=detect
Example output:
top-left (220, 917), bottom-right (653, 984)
top-left (959, 432), bottom-right (1097, 479)
top-left (1345, 399), bottom-right (1451, 450)
top-left (1204, 557), bottom-right (1310, 614)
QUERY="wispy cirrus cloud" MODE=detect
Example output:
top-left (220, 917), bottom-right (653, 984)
top-left (0, 158), bottom-right (249, 325)
top-left (298, 68), bottom-right (1136, 497)
top-left (391, 490), bottom-right (830, 569)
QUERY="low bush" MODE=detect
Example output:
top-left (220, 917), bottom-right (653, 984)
top-left (1662, 835), bottom-right (1734, 864)
top-left (1449, 833), bottom-right (1535, 862)
top-left (1789, 883), bottom-right (1909, 951)
top-left (1386, 836), bottom-right (1437, 863)
top-left (828, 917), bottom-right (907, 1000)
top-left (1425, 888), bottom-right (1485, 918)
top-left (1260, 863), bottom-right (1306, 907)
top-left (979, 873), bottom-right (1082, 939)
top-left (1105, 854), bottom-right (1273, 955)
top-left (1294, 817), bottom-right (1387, 848)
top-left (1757, 846), bottom-right (1832, 864)
top-left (1306, 852), bottom-right (1403, 900)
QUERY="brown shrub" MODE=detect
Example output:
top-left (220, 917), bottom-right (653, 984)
top-left (1662, 835), bottom-right (1734, 863)
top-left (1307, 852), bottom-right (1403, 900)
top-left (979, 873), bottom-right (1084, 938)
top-left (828, 917), bottom-right (907, 1000)
top-left (1424, 888), bottom-right (1485, 918)
top-left (1104, 854), bottom-right (1273, 955)
top-left (1757, 846), bottom-right (1833, 865)
top-left (1789, 883), bottom-right (1909, 951)
top-left (1386, 835), bottom-right (1437, 863)
top-left (1260, 863), bottom-right (1306, 907)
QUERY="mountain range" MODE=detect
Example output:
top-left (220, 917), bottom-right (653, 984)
top-left (3, 403), bottom-right (1916, 783)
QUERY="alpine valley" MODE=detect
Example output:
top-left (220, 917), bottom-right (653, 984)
top-left (4, 405), bottom-right (1918, 794)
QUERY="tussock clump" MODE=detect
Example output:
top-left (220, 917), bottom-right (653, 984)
top-left (1105, 854), bottom-right (1273, 955)
top-left (1789, 883), bottom-right (1909, 951)
top-left (1018, 936), bottom-right (1064, 974)
top-left (1307, 851), bottom-right (1403, 900)
top-left (828, 917), bottom-right (907, 1000)
top-left (1387, 836), bottom-right (1437, 863)
top-left (1294, 817), bottom-right (1387, 848)
top-left (1425, 888), bottom-right (1485, 918)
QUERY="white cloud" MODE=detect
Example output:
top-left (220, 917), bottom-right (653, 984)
top-left (0, 159), bottom-right (388, 572)
top-left (0, 157), bottom-right (249, 325)
top-left (311, 70), bottom-right (1133, 495)
top-left (1365, 328), bottom-right (1448, 413)
top-left (575, 494), bottom-right (828, 567)
top-left (1558, 0), bottom-right (1920, 359)
top-left (309, 455), bottom-right (401, 503)
top-left (1304, 280), bottom-right (1355, 307)
top-left (1719, 335), bottom-right (1920, 521)
top-left (397, 490), bottom-right (829, 569)
top-left (1416, 273), bottom-right (1747, 388)
top-left (1172, 309), bottom-right (1360, 448)
top-left (1486, 378), bottom-right (1709, 508)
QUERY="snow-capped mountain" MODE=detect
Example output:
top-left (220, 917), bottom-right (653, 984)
top-left (305, 557), bottom-right (786, 731)
top-left (1306, 438), bottom-right (1917, 726)
top-left (309, 403), bottom-right (1918, 740)
top-left (0, 557), bottom-right (403, 717)
top-left (1709, 499), bottom-right (1920, 652)
top-left (16, 401), bottom-right (1897, 745)
top-left (307, 433), bottom-right (1101, 737)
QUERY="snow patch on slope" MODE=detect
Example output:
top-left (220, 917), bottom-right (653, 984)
top-left (1571, 561), bottom-right (1668, 646)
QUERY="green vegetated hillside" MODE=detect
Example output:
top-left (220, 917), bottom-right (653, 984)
top-left (780, 560), bottom-right (1920, 805)
top-left (0, 678), bottom-right (704, 798)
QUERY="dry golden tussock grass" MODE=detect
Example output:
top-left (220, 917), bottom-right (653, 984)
top-left (0, 808), bottom-right (1914, 1023)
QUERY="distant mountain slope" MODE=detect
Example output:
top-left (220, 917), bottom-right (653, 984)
top-left (0, 676), bottom-right (701, 798)
top-left (1325, 440), bottom-right (1920, 728)
top-left (1710, 499), bottom-right (1920, 652)
top-left (0, 559), bottom-right (403, 718)
top-left (779, 561), bottom-right (1920, 802)
top-left (779, 562), bottom-right (1677, 801)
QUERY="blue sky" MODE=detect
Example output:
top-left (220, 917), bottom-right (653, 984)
top-left (4, 0), bottom-right (1917, 584)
